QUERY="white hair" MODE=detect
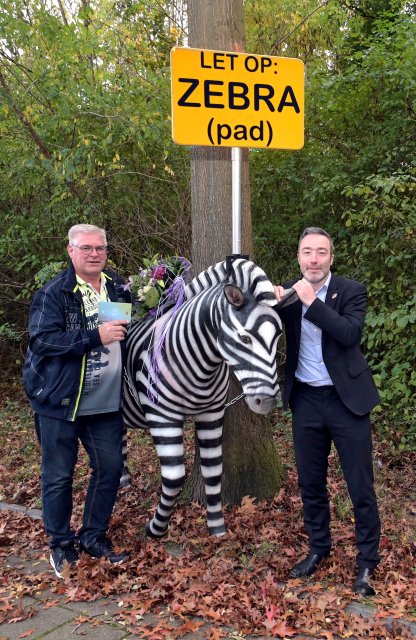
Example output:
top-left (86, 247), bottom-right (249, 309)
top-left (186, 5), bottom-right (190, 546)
top-left (68, 224), bottom-right (107, 245)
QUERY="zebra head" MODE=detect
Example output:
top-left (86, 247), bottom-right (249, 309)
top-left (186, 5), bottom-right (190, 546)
top-left (216, 259), bottom-right (282, 415)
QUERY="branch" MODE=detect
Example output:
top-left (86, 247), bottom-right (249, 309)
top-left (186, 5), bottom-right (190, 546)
top-left (0, 68), bottom-right (80, 199)
top-left (0, 49), bottom-right (32, 74)
top-left (77, 110), bottom-right (131, 122)
top-left (140, 0), bottom-right (188, 37)
top-left (0, 68), bottom-right (52, 158)
top-left (270, 0), bottom-right (331, 54)
top-left (56, 0), bottom-right (69, 26)
top-left (0, 52), bottom-right (53, 112)
top-left (339, 0), bottom-right (377, 19)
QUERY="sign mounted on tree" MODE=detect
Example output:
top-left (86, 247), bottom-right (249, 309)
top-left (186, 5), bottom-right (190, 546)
top-left (171, 47), bottom-right (304, 150)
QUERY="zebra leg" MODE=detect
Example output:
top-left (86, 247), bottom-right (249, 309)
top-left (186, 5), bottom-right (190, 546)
top-left (146, 423), bottom-right (185, 538)
top-left (196, 418), bottom-right (226, 537)
top-left (119, 425), bottom-right (132, 488)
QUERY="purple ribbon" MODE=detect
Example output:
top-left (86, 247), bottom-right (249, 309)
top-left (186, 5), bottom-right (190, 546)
top-left (147, 275), bottom-right (188, 403)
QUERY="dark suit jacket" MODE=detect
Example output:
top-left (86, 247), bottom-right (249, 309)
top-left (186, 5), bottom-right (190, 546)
top-left (278, 273), bottom-right (380, 416)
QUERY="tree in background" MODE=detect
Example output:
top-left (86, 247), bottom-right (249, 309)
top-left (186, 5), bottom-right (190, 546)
top-left (186, 0), bottom-right (285, 504)
top-left (1, 0), bottom-right (414, 450)
top-left (0, 0), bottom-right (190, 368)
top-left (246, 0), bottom-right (416, 449)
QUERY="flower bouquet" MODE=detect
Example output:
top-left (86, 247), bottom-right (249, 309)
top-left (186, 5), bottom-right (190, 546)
top-left (125, 255), bottom-right (191, 321)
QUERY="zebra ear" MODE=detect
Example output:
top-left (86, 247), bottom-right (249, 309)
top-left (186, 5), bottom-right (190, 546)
top-left (223, 284), bottom-right (245, 308)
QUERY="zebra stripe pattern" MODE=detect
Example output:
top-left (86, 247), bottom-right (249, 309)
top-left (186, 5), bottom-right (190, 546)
top-left (123, 258), bottom-right (282, 537)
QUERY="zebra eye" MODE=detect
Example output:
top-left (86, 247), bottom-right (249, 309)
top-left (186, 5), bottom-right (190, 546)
top-left (240, 334), bottom-right (252, 345)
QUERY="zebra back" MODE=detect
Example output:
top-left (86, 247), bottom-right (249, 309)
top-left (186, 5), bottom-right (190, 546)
top-left (123, 258), bottom-right (279, 430)
top-left (186, 258), bottom-right (277, 307)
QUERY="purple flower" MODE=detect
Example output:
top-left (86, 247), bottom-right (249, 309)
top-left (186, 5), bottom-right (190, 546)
top-left (166, 277), bottom-right (183, 301)
top-left (152, 265), bottom-right (166, 279)
top-left (178, 257), bottom-right (191, 269)
top-left (122, 276), bottom-right (134, 291)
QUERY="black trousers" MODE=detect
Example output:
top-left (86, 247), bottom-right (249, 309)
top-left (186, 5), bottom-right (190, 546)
top-left (290, 381), bottom-right (381, 568)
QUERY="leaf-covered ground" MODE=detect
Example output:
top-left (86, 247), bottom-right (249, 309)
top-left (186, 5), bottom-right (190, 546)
top-left (0, 388), bottom-right (415, 639)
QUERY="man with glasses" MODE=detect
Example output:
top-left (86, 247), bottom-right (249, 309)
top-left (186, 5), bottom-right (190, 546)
top-left (24, 224), bottom-right (130, 577)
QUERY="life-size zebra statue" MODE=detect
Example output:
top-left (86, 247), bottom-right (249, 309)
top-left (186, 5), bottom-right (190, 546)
top-left (122, 258), bottom-right (290, 538)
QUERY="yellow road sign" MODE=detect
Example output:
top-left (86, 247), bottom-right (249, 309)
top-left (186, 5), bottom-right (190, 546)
top-left (171, 47), bottom-right (304, 150)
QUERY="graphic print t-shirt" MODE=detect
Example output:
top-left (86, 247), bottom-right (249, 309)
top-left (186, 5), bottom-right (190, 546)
top-left (77, 275), bottom-right (122, 415)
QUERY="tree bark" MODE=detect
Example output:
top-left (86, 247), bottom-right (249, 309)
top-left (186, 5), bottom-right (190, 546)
top-left (185, 0), bottom-right (285, 507)
top-left (190, 146), bottom-right (252, 270)
top-left (222, 375), bottom-right (284, 504)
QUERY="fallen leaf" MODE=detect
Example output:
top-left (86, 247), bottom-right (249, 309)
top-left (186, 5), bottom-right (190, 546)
top-left (239, 495), bottom-right (257, 514)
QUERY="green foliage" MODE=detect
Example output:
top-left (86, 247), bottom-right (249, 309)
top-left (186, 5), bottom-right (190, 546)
top-left (0, 0), bottom-right (191, 372)
top-left (245, 0), bottom-right (346, 61)
top-left (247, 3), bottom-right (416, 450)
top-left (1, 0), bottom-right (414, 451)
top-left (0, 322), bottom-right (22, 341)
top-left (34, 261), bottom-right (66, 288)
top-left (0, 0), bottom-right (190, 267)
top-left (340, 170), bottom-right (416, 451)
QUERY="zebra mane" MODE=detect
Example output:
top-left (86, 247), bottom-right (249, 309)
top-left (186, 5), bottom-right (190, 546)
top-left (185, 258), bottom-right (277, 307)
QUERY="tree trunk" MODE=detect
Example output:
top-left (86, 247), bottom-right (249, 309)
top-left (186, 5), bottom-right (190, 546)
top-left (185, 0), bottom-right (284, 507)
top-left (222, 375), bottom-right (284, 504)
top-left (188, 0), bottom-right (250, 267)
top-left (190, 146), bottom-right (252, 269)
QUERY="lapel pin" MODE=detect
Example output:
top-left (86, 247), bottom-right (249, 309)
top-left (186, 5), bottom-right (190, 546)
top-left (331, 293), bottom-right (338, 299)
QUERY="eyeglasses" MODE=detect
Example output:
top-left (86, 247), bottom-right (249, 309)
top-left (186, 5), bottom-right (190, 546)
top-left (71, 244), bottom-right (108, 255)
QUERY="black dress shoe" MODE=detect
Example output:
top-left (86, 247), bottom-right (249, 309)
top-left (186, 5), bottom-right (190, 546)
top-left (289, 553), bottom-right (327, 578)
top-left (80, 536), bottom-right (129, 564)
top-left (353, 567), bottom-right (375, 596)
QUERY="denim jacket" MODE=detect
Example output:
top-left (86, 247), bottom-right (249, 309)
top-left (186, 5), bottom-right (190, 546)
top-left (23, 260), bottom-right (129, 421)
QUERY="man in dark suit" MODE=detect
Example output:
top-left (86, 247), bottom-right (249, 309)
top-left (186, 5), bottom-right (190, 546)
top-left (274, 227), bottom-right (381, 595)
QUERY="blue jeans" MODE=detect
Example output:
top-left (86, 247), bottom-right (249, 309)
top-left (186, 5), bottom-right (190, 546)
top-left (36, 412), bottom-right (123, 548)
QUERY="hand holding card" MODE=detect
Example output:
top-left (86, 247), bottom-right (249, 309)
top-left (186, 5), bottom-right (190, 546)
top-left (98, 301), bottom-right (132, 323)
top-left (98, 320), bottom-right (128, 345)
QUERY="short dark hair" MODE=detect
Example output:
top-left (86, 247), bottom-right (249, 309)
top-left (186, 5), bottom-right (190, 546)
top-left (298, 227), bottom-right (334, 254)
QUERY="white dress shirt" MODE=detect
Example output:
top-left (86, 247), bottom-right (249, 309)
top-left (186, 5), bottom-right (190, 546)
top-left (295, 274), bottom-right (334, 387)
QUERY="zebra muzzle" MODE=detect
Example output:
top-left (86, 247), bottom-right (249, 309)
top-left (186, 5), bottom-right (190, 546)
top-left (245, 393), bottom-right (280, 415)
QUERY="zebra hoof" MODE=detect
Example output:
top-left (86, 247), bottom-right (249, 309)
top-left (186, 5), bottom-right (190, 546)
top-left (144, 522), bottom-right (168, 539)
top-left (209, 526), bottom-right (227, 537)
top-left (119, 479), bottom-right (132, 489)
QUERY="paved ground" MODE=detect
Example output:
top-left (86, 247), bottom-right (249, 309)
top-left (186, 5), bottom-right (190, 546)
top-left (1, 503), bottom-right (415, 640)
top-left (3, 550), bottom-right (210, 640)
